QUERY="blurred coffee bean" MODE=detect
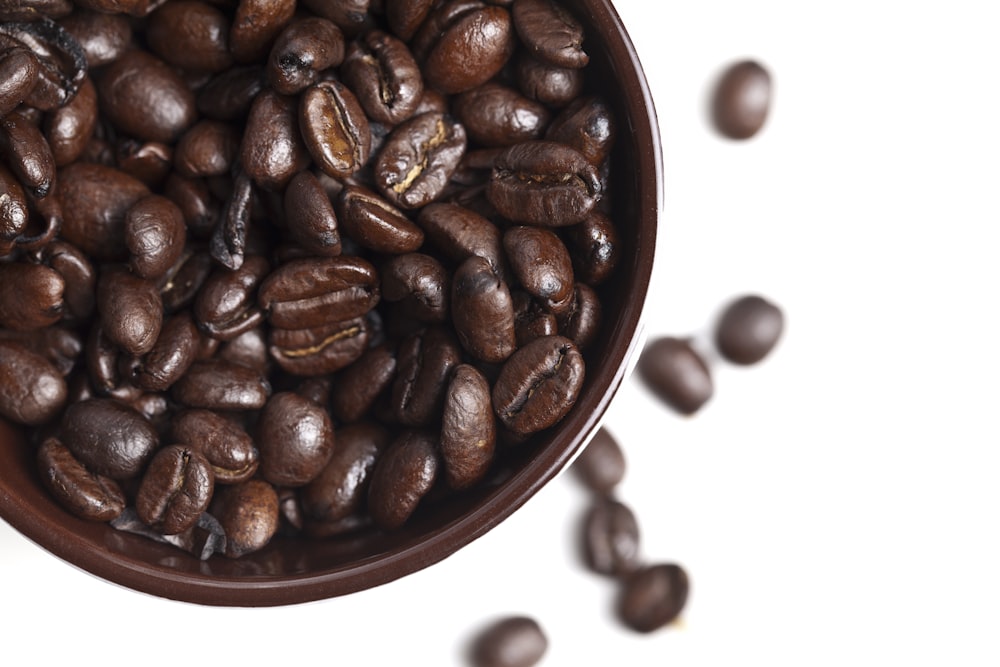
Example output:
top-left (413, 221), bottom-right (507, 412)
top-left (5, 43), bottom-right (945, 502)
top-left (1, 18), bottom-right (87, 111)
top-left (469, 616), bottom-right (548, 667)
top-left (515, 52), bottom-right (583, 107)
top-left (0, 261), bottom-right (64, 331)
top-left (195, 64), bottom-right (264, 121)
top-left (714, 294), bottom-right (784, 365)
top-left (581, 497), bottom-right (641, 577)
top-left (145, 1), bottom-right (233, 73)
top-left (617, 563), bottom-right (690, 633)
top-left (638, 337), bottom-right (713, 415)
top-left (44, 75), bottom-right (97, 167)
top-left (57, 9), bottom-right (132, 68)
top-left (174, 120), bottom-right (240, 179)
top-left (713, 59), bottom-right (771, 140)
top-left (229, 0), bottom-right (296, 64)
top-left (571, 426), bottom-right (625, 495)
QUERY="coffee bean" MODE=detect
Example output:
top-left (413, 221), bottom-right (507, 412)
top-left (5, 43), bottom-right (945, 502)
top-left (713, 60), bottom-right (771, 140)
top-left (503, 225), bottom-right (575, 317)
top-left (37, 436), bottom-right (125, 522)
top-left (170, 359), bottom-right (271, 411)
top-left (416, 2), bottom-right (514, 94)
top-left (581, 497), bottom-right (641, 577)
top-left (257, 256), bottom-right (380, 330)
top-left (384, 0), bottom-right (435, 41)
top-left (282, 169), bottom-right (343, 256)
top-left (638, 336), bottom-right (714, 415)
top-left (171, 409), bottom-right (259, 484)
top-left (340, 29), bottom-right (423, 125)
top-left (211, 478), bottom-right (279, 558)
top-left (512, 0), bottom-right (588, 69)
top-left (382, 252), bottom-right (449, 323)
top-left (0, 109), bottom-right (56, 198)
top-left (512, 290), bottom-right (557, 346)
top-left (715, 294), bottom-right (784, 365)
top-left (240, 88), bottom-right (311, 191)
top-left (145, 1), bottom-right (234, 74)
top-left (617, 563), bottom-right (690, 633)
top-left (374, 111), bottom-right (467, 209)
top-left (299, 80), bottom-right (372, 181)
top-left (130, 311), bottom-right (200, 392)
top-left (193, 254), bottom-right (269, 341)
top-left (336, 183), bottom-right (425, 253)
top-left (391, 324), bottom-right (462, 426)
top-left (440, 363), bottom-right (496, 490)
top-left (174, 120), bottom-right (240, 180)
top-left (564, 209), bottom-right (620, 286)
top-left (469, 616), bottom-right (548, 667)
top-left (268, 316), bottom-right (370, 376)
top-left (61, 398), bottom-right (159, 480)
top-left (124, 194), bottom-right (187, 281)
top-left (451, 255), bottom-right (516, 363)
top-left (300, 420), bottom-right (390, 522)
top-left (0, 339), bottom-right (67, 425)
top-left (545, 95), bottom-right (616, 167)
top-left (97, 266), bottom-right (163, 357)
top-left (0, 18), bottom-right (87, 111)
top-left (44, 75), bottom-right (97, 168)
top-left (229, 0), bottom-right (296, 64)
top-left (452, 82), bottom-right (551, 147)
top-left (367, 429), bottom-right (438, 530)
top-left (417, 202), bottom-right (508, 282)
top-left (58, 8), bottom-right (132, 68)
top-left (571, 426), bottom-right (625, 495)
top-left (196, 64), bottom-right (264, 122)
top-left (257, 391), bottom-right (336, 487)
top-left (329, 341), bottom-right (396, 423)
top-left (0, 261), bottom-right (64, 331)
top-left (0, 46), bottom-right (39, 120)
top-left (515, 52), bottom-right (583, 108)
top-left (136, 444), bottom-right (215, 535)
top-left (266, 17), bottom-right (345, 96)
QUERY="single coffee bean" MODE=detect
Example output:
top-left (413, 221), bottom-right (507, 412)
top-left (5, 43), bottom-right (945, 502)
top-left (136, 444), bottom-right (215, 535)
top-left (145, 1), bottom-right (234, 74)
top-left (0, 339), bottom-right (67, 425)
top-left (209, 168), bottom-right (252, 270)
top-left (512, 290), bottom-right (557, 346)
top-left (329, 341), bottom-right (396, 423)
top-left (58, 8), bottom-right (133, 68)
top-left (469, 616), bottom-right (548, 667)
top-left (0, 162), bottom-right (29, 246)
top-left (60, 398), bottom-right (159, 479)
top-left (0, 46), bottom-right (39, 119)
top-left (299, 80), bottom-right (371, 181)
top-left (453, 82), bottom-right (550, 148)
top-left (124, 194), bottom-right (187, 281)
top-left (229, 0), bottom-right (296, 64)
top-left (268, 315), bottom-right (370, 376)
top-left (715, 294), bottom-right (784, 365)
top-left (391, 324), bottom-right (462, 426)
top-left (258, 256), bottom-right (380, 330)
top-left (374, 111), bottom-right (467, 209)
top-left (713, 59), bottom-right (771, 140)
top-left (170, 358), bottom-right (271, 411)
top-left (440, 363), bottom-right (495, 490)
top-left (174, 120), bottom-right (240, 179)
top-left (340, 29), bottom-right (423, 126)
top-left (571, 426), bottom-right (625, 495)
top-left (417, 2), bottom-right (514, 94)
top-left (558, 282), bottom-right (601, 350)
top-left (240, 88), bottom-right (312, 191)
top-left (300, 420), bottom-right (390, 522)
top-left (0, 261), bottom-right (64, 331)
top-left (581, 497), bottom-right (641, 577)
top-left (336, 183), bottom-right (425, 254)
top-left (159, 248), bottom-right (213, 313)
top-left (367, 429), bottom-right (438, 530)
top-left (37, 437), bottom-right (125, 522)
top-left (172, 408), bottom-right (259, 484)
top-left (130, 311), bottom-right (200, 392)
top-left (216, 326), bottom-right (269, 373)
top-left (503, 225), bottom-right (575, 317)
top-left (515, 52), bottom-right (583, 108)
top-left (417, 202), bottom-right (507, 281)
top-left (36, 241), bottom-right (95, 321)
top-left (545, 95), bottom-right (616, 167)
top-left (44, 75), bottom-right (97, 168)
top-left (256, 391), bottom-right (336, 487)
top-left (512, 0), bottom-right (588, 69)
top-left (638, 336), bottom-right (713, 415)
top-left (193, 254), bottom-right (269, 341)
top-left (492, 334), bottom-right (584, 435)
top-left (381, 252), bottom-right (449, 323)
top-left (210, 478), bottom-right (279, 558)
top-left (282, 170), bottom-right (342, 256)
top-left (0, 109), bottom-right (56, 198)
top-left (617, 563), bottom-right (690, 633)
top-left (564, 209), bottom-right (620, 286)
top-left (451, 255), bottom-right (516, 363)
top-left (266, 16), bottom-right (345, 95)
top-left (96, 266), bottom-right (163, 357)
top-left (384, 0), bottom-right (435, 41)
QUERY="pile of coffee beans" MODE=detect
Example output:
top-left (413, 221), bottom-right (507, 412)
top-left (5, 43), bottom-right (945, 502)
top-left (0, 0), bottom-right (626, 558)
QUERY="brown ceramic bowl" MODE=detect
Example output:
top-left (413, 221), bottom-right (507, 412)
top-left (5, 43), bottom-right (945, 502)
top-left (0, 0), bottom-right (660, 606)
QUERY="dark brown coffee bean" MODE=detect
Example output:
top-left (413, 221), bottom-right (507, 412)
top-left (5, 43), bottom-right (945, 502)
top-left (0, 339), bottom-right (66, 425)
top-left (453, 82), bottom-right (550, 148)
top-left (329, 341), bottom-right (396, 423)
top-left (130, 311), bottom-right (199, 392)
top-left (545, 95), bottom-right (616, 167)
top-left (503, 225), bottom-right (575, 317)
top-left (57, 162), bottom-right (150, 261)
top-left (163, 175), bottom-right (220, 238)
top-left (0, 324), bottom-right (81, 377)
top-left (174, 120), bottom-right (240, 179)
top-left (124, 194), bottom-right (187, 281)
top-left (0, 162), bottom-right (29, 245)
top-left (196, 64), bottom-right (264, 121)
top-left (299, 80), bottom-right (371, 181)
top-left (571, 426), bottom-right (625, 495)
top-left (216, 326), bottom-right (268, 373)
top-left (33, 241), bottom-right (94, 321)
top-left (335, 183), bottom-right (424, 253)
top-left (565, 209), bottom-right (619, 286)
top-left (512, 0), bottom-right (588, 69)
top-left (44, 74), bottom-right (97, 167)
top-left (492, 334), bottom-right (584, 435)
top-left (713, 60), bottom-right (771, 140)
top-left (515, 52), bottom-right (583, 108)
top-left (488, 140), bottom-right (601, 226)
top-left (265, 17), bottom-right (344, 96)
top-left (229, 0), bottom-right (296, 64)
top-left (381, 252), bottom-right (449, 323)
top-left (715, 294), bottom-right (784, 365)
top-left (96, 266), bottom-right (163, 357)
top-left (367, 429), bottom-right (438, 529)
top-left (384, 0), bottom-right (435, 41)
top-left (618, 563), bottom-right (690, 633)
top-left (61, 397), bottom-right (159, 479)
top-left (272, 316), bottom-right (370, 376)
top-left (340, 29), bottom-right (423, 126)
top-left (96, 49), bottom-right (196, 143)
top-left (301, 420), bottom-right (389, 521)
top-left (84, 323), bottom-right (123, 395)
top-left (258, 256), bottom-right (380, 330)
top-left (638, 336), bottom-right (713, 415)
top-left (0, 261), bottom-right (64, 331)
top-left (512, 290), bottom-right (557, 346)
top-left (209, 167), bottom-right (252, 270)
top-left (0, 46), bottom-right (39, 119)
top-left (281, 169), bottom-right (342, 256)
top-left (136, 444), bottom-right (215, 535)
top-left (145, 1), bottom-right (233, 73)
top-left (417, 2), bottom-right (514, 95)
top-left (257, 391), bottom-right (336, 487)
top-left (114, 138), bottom-right (173, 187)
top-left (417, 202), bottom-right (507, 282)
top-left (1, 18), bottom-right (87, 111)
top-left (37, 436), bottom-right (125, 522)
top-left (581, 497), bottom-right (641, 577)
top-left (211, 478), bottom-right (279, 558)
top-left (451, 255), bottom-right (516, 363)
top-left (240, 88), bottom-right (311, 191)
top-left (172, 408), bottom-right (259, 484)
top-left (469, 616), bottom-right (548, 667)
top-left (558, 282), bottom-right (600, 350)
top-left (57, 8), bottom-right (132, 68)
top-left (0, 109), bottom-right (56, 198)
top-left (170, 358), bottom-right (271, 411)
top-left (193, 254), bottom-right (269, 340)
top-left (440, 363), bottom-right (495, 490)
top-left (374, 111), bottom-right (466, 209)
top-left (391, 324), bottom-right (462, 426)
top-left (159, 247), bottom-right (213, 313)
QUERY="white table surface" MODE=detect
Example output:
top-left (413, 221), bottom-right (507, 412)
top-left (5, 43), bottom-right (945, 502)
top-left (3, 1), bottom-right (999, 664)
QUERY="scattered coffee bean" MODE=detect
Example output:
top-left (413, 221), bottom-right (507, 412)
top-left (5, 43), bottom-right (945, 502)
top-left (581, 496), bottom-right (641, 577)
top-left (715, 294), bottom-right (784, 365)
top-left (570, 426), bottom-right (625, 495)
top-left (617, 563), bottom-right (690, 633)
top-left (638, 336), bottom-right (714, 415)
top-left (712, 59), bottom-right (771, 140)
top-left (469, 615), bottom-right (548, 667)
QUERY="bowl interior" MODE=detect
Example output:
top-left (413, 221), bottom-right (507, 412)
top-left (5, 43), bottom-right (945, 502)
top-left (0, 0), bottom-right (661, 606)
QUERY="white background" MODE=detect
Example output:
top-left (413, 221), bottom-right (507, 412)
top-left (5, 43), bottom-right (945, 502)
top-left (3, 1), bottom-right (1000, 664)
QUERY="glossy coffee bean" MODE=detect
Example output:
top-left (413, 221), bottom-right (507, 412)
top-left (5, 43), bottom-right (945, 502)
top-left (241, 89), bottom-right (311, 191)
top-left (581, 497), bottom-right (641, 577)
top-left (0, 339), bottom-right (67, 425)
top-left (0, 109), bottom-right (56, 198)
top-left (258, 256), bottom-right (380, 330)
top-left (145, 1), bottom-right (234, 73)
top-left (559, 282), bottom-right (601, 350)
top-left (171, 408), bottom-right (259, 484)
top-left (571, 426), bottom-right (625, 495)
top-left (391, 325), bottom-right (462, 426)
top-left (417, 2), bottom-right (514, 95)
top-left (57, 162), bottom-right (150, 261)
top-left (124, 194), bottom-right (187, 281)
top-left (159, 248), bottom-right (213, 314)
top-left (713, 60), bottom-right (771, 140)
top-left (329, 341), bottom-right (396, 423)
top-left (492, 334), bottom-right (584, 435)
top-left (453, 82), bottom-right (550, 148)
top-left (216, 326), bottom-right (269, 373)
top-left (381, 253), bottom-right (449, 323)
top-left (715, 294), bottom-right (784, 365)
top-left (266, 16), bottom-right (345, 95)
top-left (0, 325), bottom-right (82, 377)
top-left (282, 170), bottom-right (342, 256)
top-left (367, 429), bottom-right (439, 530)
top-left (384, 0), bottom-right (435, 41)
top-left (60, 398), bottom-right (159, 479)
top-left (336, 183), bottom-right (425, 254)
top-left (512, 0), bottom-right (588, 69)
top-left (35, 241), bottom-right (95, 321)
top-left (545, 95), bottom-right (616, 167)
top-left (0, 18), bottom-right (87, 111)
top-left (136, 444), bottom-right (215, 535)
top-left (193, 254), bottom-right (269, 341)
top-left (440, 363), bottom-right (495, 490)
top-left (488, 140), bottom-right (601, 226)
top-left (44, 75), bottom-right (97, 167)
top-left (512, 290), bottom-right (557, 346)
top-left (229, 0), bottom-right (296, 64)
top-left (451, 255), bottom-right (516, 363)
top-left (417, 202), bottom-right (507, 281)
top-left (300, 421), bottom-right (390, 522)
top-left (0, 261), bottom-right (64, 331)
top-left (0, 162), bottom-right (29, 245)
top-left (503, 225), bottom-right (575, 317)
top-left (170, 359), bottom-right (271, 411)
top-left (58, 8), bottom-right (132, 68)
top-left (638, 336), bottom-right (713, 415)
top-left (0, 46), bottom-right (39, 120)
top-left (196, 64), bottom-right (264, 122)
top-left (299, 80), bottom-right (371, 181)
top-left (618, 563), bottom-right (690, 633)
top-left (174, 120), bottom-right (240, 179)
top-left (565, 209), bottom-right (620, 286)
top-left (469, 616), bottom-right (548, 667)
top-left (37, 437), bottom-right (125, 523)
top-left (341, 29), bottom-right (423, 125)
top-left (115, 139), bottom-right (173, 187)
top-left (257, 391), bottom-right (336, 487)
top-left (268, 316), bottom-right (370, 376)
top-left (211, 478), bottom-right (279, 558)
top-left (515, 52), bottom-right (583, 107)
top-left (96, 266), bottom-right (163, 357)
top-left (374, 111), bottom-right (466, 210)
top-left (130, 311), bottom-right (199, 392)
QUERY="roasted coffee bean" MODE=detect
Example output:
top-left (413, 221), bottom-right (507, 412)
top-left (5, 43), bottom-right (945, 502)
top-left (209, 168), bottom-right (252, 270)
top-left (340, 29), bottom-right (423, 126)
top-left (44, 75), bottom-right (97, 167)
top-left (515, 52), bottom-right (583, 108)
top-left (381, 252), bottom-right (449, 323)
top-left (618, 563), bottom-right (690, 633)
top-left (240, 88), bottom-right (311, 191)
top-left (58, 162), bottom-right (150, 262)
top-left (172, 408), bottom-right (259, 484)
top-left (451, 255), bottom-right (516, 363)
top-left (193, 254), bottom-right (269, 340)
top-left (384, 0), bottom-right (435, 41)
top-left (301, 420), bottom-right (389, 521)
top-left (160, 248), bottom-right (213, 313)
top-left (136, 444), bottom-right (215, 535)
top-left (174, 120), bottom-right (240, 179)
top-left (124, 194), bottom-right (187, 281)
top-left (163, 175), bottom-right (220, 238)
top-left (374, 111), bottom-right (467, 209)
top-left (512, 290), bottom-right (557, 346)
top-left (565, 209), bottom-right (619, 286)
top-left (114, 138), bottom-right (173, 187)
top-left (713, 60), bottom-right (771, 140)
top-left (0, 339), bottom-right (66, 425)
top-left (416, 2), bottom-right (514, 95)
top-left (170, 358), bottom-right (271, 411)
top-left (440, 363), bottom-right (495, 490)
top-left (417, 202), bottom-right (507, 281)
top-left (329, 341), bottom-right (396, 423)
top-left (84, 323), bottom-right (123, 395)
top-left (0, 109), bottom-right (56, 198)
top-left (335, 183), bottom-right (424, 253)
top-left (453, 82), bottom-right (550, 148)
top-left (559, 282), bottom-right (600, 349)
top-left (258, 256), bottom-right (380, 330)
top-left (639, 337), bottom-right (714, 415)
top-left (301, 0), bottom-right (372, 35)
top-left (0, 46), bottom-right (40, 120)
top-left (0, 162), bottom-right (29, 245)
top-left (545, 95), bottom-right (616, 167)
top-left (492, 334), bottom-right (584, 435)
top-left (488, 140), bottom-right (601, 226)
top-left (211, 478), bottom-right (279, 558)
top-left (0, 325), bottom-right (81, 377)
top-left (58, 8), bottom-right (132, 68)
top-left (216, 326), bottom-right (269, 373)
top-left (145, 1), bottom-right (233, 73)
top-left (581, 497), bottom-right (641, 577)
top-left (0, 261), bottom-right (64, 331)
top-left (282, 170), bottom-right (342, 256)
top-left (37, 436), bottom-right (125, 522)
top-left (96, 49), bottom-right (195, 143)
top-left (96, 266), bottom-right (163, 357)
top-left (61, 398), bottom-right (158, 479)
top-left (504, 225), bottom-right (575, 317)
top-left (196, 64), bottom-right (264, 122)
top-left (715, 294), bottom-right (784, 365)
top-left (130, 311), bottom-right (199, 392)
top-left (0, 18), bottom-right (87, 111)
top-left (269, 316), bottom-right (370, 376)
top-left (391, 324), bottom-right (462, 426)
top-left (229, 0), bottom-right (296, 64)
top-left (571, 426), bottom-right (625, 495)
top-left (256, 391), bottom-right (335, 487)
top-left (469, 616), bottom-right (548, 667)
top-left (266, 17), bottom-right (344, 95)
top-left (367, 429), bottom-right (438, 530)
top-left (299, 80), bottom-right (371, 181)
top-left (512, 0), bottom-right (588, 69)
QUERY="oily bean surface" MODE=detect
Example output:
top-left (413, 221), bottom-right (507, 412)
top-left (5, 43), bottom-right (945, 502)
top-left (374, 111), bottom-right (467, 210)
top-left (171, 409), bottom-right (259, 484)
top-left (299, 80), bottom-right (371, 181)
top-left (450, 255), bottom-right (516, 363)
top-left (440, 363), bottom-right (496, 490)
top-left (492, 335), bottom-right (584, 435)
top-left (0, 340), bottom-right (67, 425)
top-left (367, 429), bottom-right (438, 530)
top-left (300, 421), bottom-right (389, 522)
top-left (257, 391), bottom-right (336, 487)
top-left (37, 437), bottom-right (125, 522)
top-left (60, 398), bottom-right (159, 480)
top-left (211, 478), bottom-right (279, 558)
top-left (136, 444), bottom-right (215, 535)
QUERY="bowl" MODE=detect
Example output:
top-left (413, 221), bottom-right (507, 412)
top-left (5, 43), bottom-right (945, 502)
top-left (0, 0), bottom-right (660, 606)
